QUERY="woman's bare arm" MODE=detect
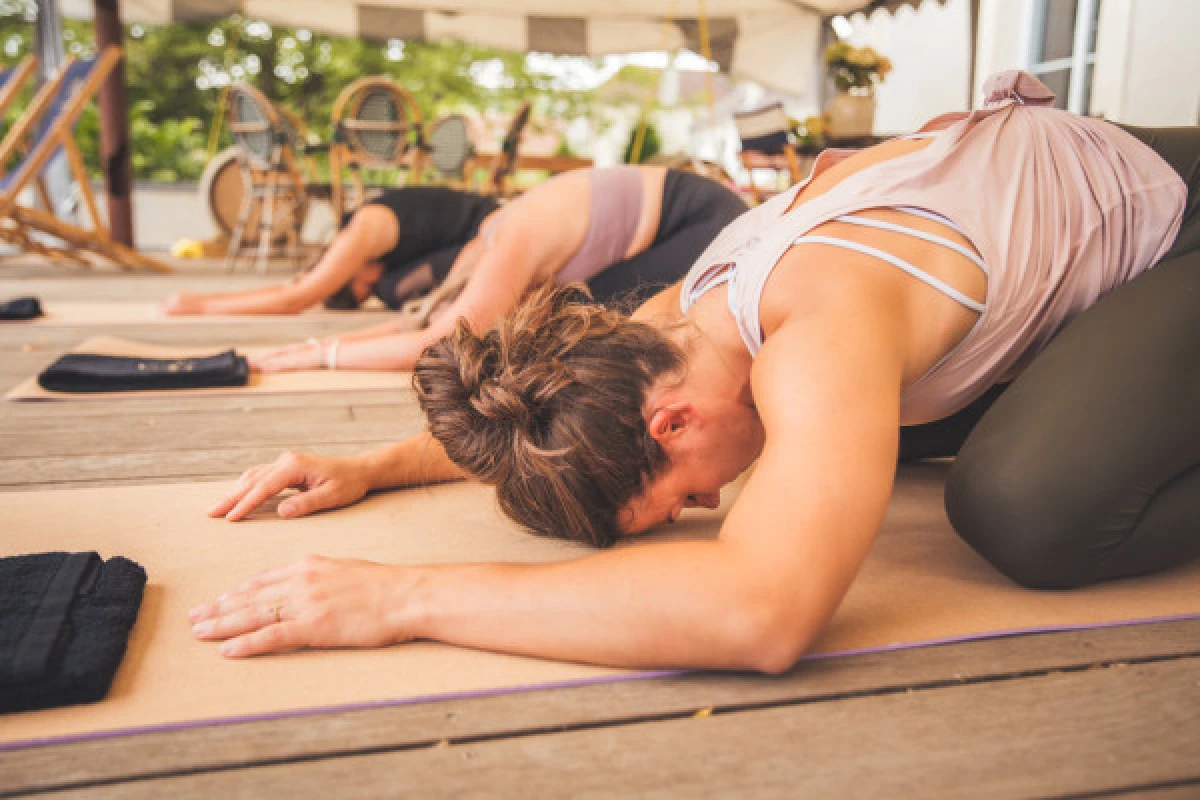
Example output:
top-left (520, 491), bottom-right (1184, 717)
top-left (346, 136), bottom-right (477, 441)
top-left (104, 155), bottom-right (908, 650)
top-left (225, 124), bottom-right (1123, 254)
top-left (194, 294), bottom-right (908, 672)
top-left (163, 206), bottom-right (397, 316)
top-left (252, 215), bottom-right (544, 372)
top-left (210, 431), bottom-right (468, 522)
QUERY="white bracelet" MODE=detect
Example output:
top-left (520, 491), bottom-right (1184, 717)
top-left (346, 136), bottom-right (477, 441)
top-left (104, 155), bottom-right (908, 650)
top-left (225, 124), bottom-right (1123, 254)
top-left (324, 338), bottom-right (340, 371)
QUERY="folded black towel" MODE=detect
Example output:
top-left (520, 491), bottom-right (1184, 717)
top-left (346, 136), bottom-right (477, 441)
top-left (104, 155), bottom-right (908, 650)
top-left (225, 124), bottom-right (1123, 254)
top-left (38, 350), bottom-right (249, 392)
top-left (0, 296), bottom-right (44, 320)
top-left (0, 552), bottom-right (147, 713)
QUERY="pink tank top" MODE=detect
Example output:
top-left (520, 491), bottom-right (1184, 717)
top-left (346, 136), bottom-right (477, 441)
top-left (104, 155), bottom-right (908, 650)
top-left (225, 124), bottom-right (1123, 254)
top-left (681, 71), bottom-right (1186, 425)
top-left (556, 166), bottom-right (644, 285)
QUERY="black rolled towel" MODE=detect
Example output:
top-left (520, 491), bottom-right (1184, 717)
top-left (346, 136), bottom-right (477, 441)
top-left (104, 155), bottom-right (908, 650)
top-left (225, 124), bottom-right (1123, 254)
top-left (0, 552), bottom-right (147, 713)
top-left (37, 350), bottom-right (249, 392)
top-left (0, 296), bottom-right (44, 320)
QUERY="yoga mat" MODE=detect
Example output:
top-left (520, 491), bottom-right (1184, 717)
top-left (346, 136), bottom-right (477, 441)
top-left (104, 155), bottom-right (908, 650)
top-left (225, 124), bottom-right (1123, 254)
top-left (0, 302), bottom-right (394, 326)
top-left (5, 336), bottom-right (412, 401)
top-left (2, 470), bottom-right (1198, 749)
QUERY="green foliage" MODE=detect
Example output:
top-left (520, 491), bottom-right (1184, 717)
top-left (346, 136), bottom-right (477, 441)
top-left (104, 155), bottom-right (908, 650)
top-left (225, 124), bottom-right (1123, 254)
top-left (623, 118), bottom-right (660, 164)
top-left (0, 4), bottom-right (599, 182)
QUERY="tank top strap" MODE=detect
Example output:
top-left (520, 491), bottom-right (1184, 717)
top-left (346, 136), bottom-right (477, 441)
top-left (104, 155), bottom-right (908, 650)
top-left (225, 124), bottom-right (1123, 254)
top-left (833, 213), bottom-right (989, 276)
top-left (792, 233), bottom-right (986, 313)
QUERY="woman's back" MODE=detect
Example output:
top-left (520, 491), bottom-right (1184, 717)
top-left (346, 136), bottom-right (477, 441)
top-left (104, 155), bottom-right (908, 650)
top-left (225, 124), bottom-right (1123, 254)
top-left (684, 71), bottom-right (1185, 424)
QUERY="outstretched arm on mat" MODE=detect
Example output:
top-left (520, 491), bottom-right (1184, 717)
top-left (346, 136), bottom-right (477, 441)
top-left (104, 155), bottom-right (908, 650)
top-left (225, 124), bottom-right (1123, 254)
top-left (162, 206), bottom-right (398, 315)
top-left (209, 432), bottom-right (468, 521)
top-left (192, 297), bottom-right (902, 673)
top-left (250, 212), bottom-right (548, 372)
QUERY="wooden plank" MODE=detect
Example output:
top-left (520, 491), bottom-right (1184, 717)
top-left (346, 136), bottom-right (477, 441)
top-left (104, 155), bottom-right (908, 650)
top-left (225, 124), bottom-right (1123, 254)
top-left (0, 441), bottom-right (400, 488)
top-left (15, 655), bottom-right (1200, 799)
top-left (0, 403), bottom-right (425, 457)
top-left (2, 619), bottom-right (1197, 796)
top-left (0, 390), bottom-right (417, 418)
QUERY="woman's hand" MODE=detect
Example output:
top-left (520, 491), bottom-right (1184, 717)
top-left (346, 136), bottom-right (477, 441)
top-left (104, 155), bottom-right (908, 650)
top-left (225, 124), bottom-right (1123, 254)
top-left (210, 451), bottom-right (373, 521)
top-left (189, 556), bottom-right (415, 657)
top-left (249, 340), bottom-right (323, 373)
top-left (161, 291), bottom-right (206, 316)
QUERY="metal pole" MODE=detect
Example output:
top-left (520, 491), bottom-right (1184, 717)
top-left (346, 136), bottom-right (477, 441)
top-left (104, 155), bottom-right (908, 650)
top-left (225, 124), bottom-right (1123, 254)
top-left (93, 0), bottom-right (134, 247)
top-left (34, 0), bottom-right (74, 220)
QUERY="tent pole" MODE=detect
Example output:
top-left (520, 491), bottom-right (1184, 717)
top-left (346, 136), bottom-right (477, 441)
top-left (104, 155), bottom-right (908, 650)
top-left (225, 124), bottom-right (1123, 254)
top-left (966, 0), bottom-right (980, 109)
top-left (696, 0), bottom-right (714, 109)
top-left (93, 0), bottom-right (134, 247)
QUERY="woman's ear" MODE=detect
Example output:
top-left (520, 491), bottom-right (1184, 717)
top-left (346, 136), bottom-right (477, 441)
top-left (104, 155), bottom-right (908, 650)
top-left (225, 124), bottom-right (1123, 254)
top-left (647, 403), bottom-right (694, 446)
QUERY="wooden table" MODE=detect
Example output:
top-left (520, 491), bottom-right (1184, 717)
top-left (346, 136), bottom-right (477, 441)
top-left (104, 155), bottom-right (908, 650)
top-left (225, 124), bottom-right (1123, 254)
top-left (1, 264), bottom-right (1197, 798)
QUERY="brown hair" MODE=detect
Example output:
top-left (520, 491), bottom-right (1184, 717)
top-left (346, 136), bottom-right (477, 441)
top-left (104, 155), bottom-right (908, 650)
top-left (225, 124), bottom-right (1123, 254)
top-left (413, 284), bottom-right (684, 547)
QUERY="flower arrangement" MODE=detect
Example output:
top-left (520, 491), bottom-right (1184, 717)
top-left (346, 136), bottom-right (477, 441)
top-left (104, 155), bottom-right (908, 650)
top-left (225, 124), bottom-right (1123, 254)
top-left (789, 114), bottom-right (829, 151)
top-left (823, 42), bottom-right (893, 93)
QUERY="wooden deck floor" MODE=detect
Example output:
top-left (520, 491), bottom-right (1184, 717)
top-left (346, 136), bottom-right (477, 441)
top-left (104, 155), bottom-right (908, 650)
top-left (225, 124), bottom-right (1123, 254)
top-left (1, 264), bottom-right (1197, 798)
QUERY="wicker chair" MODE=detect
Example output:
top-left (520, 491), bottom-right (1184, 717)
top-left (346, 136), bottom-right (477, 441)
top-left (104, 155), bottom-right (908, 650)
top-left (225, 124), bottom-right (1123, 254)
top-left (421, 113), bottom-right (475, 184)
top-left (329, 77), bottom-right (421, 220)
top-left (225, 83), bottom-right (309, 273)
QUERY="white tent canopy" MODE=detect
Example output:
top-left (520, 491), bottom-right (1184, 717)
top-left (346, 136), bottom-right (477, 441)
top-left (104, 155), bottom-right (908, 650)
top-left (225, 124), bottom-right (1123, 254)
top-left (58, 0), bottom-right (935, 97)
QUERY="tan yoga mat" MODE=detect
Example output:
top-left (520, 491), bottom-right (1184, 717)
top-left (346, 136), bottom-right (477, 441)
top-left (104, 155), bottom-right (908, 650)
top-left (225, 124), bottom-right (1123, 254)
top-left (2, 302), bottom-right (394, 326)
top-left (5, 336), bottom-right (412, 402)
top-left (3, 468), bottom-right (1198, 748)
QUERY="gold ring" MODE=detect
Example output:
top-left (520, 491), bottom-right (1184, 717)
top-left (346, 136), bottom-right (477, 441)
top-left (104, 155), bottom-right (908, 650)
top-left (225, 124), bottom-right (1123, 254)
top-left (268, 602), bottom-right (284, 624)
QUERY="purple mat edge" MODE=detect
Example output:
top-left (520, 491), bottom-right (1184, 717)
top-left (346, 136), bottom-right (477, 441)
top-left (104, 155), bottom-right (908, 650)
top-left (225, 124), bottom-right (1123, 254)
top-left (3, 611), bottom-right (1199, 753)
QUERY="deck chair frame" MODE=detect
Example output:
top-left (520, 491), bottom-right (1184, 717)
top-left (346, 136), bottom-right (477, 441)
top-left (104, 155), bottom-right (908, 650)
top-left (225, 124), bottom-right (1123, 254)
top-left (0, 56), bottom-right (39, 120)
top-left (0, 48), bottom-right (169, 272)
top-left (734, 102), bottom-right (803, 204)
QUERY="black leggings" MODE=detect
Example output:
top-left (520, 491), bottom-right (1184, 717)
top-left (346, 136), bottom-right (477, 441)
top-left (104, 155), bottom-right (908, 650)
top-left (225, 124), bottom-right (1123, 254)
top-left (586, 171), bottom-right (748, 306)
top-left (903, 123), bottom-right (1200, 589)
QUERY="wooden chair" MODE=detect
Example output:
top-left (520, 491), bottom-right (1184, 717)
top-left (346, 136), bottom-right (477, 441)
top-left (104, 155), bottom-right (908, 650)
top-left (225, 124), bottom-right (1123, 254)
top-left (488, 101), bottom-right (531, 197)
top-left (733, 102), bottom-right (803, 203)
top-left (0, 56), bottom-right (39, 121)
top-left (225, 82), bottom-right (310, 273)
top-left (328, 76), bottom-right (421, 221)
top-left (0, 48), bottom-right (169, 272)
top-left (419, 113), bottom-right (475, 186)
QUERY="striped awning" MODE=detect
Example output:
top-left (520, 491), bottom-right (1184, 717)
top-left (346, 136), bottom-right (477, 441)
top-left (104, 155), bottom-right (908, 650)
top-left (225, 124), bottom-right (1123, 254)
top-left (58, 0), bottom-right (942, 97)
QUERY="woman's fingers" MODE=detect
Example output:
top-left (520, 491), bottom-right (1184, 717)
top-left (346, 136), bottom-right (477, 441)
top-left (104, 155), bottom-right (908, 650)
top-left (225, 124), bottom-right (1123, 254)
top-left (277, 479), bottom-right (346, 518)
top-left (190, 557), bottom-right (408, 658)
top-left (218, 623), bottom-right (302, 658)
top-left (221, 455), bottom-right (311, 521)
top-left (210, 452), bottom-right (367, 522)
top-left (207, 464), bottom-right (270, 518)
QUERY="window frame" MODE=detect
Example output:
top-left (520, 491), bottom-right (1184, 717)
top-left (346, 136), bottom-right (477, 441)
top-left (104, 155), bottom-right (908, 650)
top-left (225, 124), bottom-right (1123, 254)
top-left (1024, 0), bottom-right (1101, 114)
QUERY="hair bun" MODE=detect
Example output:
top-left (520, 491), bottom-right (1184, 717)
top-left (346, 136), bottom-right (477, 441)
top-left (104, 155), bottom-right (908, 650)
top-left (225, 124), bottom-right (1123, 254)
top-left (471, 377), bottom-right (531, 427)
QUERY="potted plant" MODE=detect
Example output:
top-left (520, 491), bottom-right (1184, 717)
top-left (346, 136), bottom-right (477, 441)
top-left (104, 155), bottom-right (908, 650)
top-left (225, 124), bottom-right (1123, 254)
top-left (823, 42), bottom-right (893, 138)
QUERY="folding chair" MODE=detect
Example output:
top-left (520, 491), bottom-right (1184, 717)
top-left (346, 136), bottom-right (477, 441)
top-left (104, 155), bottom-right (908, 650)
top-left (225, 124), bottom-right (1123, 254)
top-left (225, 82), bottom-right (310, 273)
top-left (0, 48), bottom-right (169, 272)
top-left (328, 76), bottom-right (421, 221)
top-left (0, 56), bottom-right (39, 121)
top-left (733, 102), bottom-right (804, 203)
top-left (488, 101), bottom-right (531, 198)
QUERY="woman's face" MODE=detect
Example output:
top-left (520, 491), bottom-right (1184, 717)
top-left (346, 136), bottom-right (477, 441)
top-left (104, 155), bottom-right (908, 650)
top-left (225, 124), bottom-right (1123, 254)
top-left (618, 406), bottom-right (764, 536)
top-left (349, 261), bottom-right (385, 303)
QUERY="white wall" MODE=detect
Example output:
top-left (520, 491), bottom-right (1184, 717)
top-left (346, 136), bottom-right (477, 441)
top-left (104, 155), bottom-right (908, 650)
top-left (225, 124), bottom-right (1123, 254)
top-left (1108, 0), bottom-right (1200, 125)
top-left (973, 0), bottom-right (1033, 104)
top-left (844, 0), bottom-right (973, 132)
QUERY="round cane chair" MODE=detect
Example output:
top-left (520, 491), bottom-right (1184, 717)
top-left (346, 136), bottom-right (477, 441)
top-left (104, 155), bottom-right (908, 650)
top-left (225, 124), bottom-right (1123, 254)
top-left (225, 83), bottom-right (309, 273)
top-left (329, 77), bottom-right (421, 220)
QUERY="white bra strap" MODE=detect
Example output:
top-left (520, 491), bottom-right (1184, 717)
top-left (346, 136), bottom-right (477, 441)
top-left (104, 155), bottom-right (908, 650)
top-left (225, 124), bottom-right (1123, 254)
top-left (793, 234), bottom-right (986, 314)
top-left (894, 205), bottom-right (965, 234)
top-left (833, 214), bottom-right (989, 276)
